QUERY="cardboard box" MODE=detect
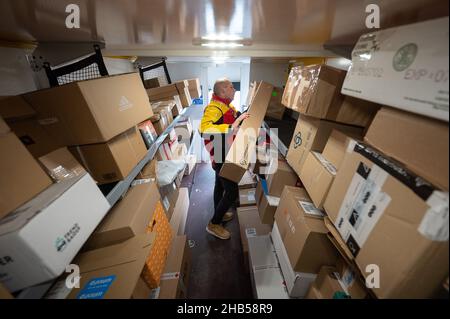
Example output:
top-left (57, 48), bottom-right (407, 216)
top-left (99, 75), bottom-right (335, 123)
top-left (0, 174), bottom-right (111, 292)
top-left (38, 147), bottom-right (86, 183)
top-left (152, 100), bottom-right (179, 122)
top-left (305, 285), bottom-right (322, 299)
top-left (246, 81), bottom-right (258, 107)
top-left (0, 96), bottom-right (36, 121)
top-left (139, 158), bottom-right (157, 179)
top-left (364, 107), bottom-right (449, 190)
top-left (8, 118), bottom-right (64, 158)
top-left (239, 188), bottom-right (257, 207)
top-left (45, 233), bottom-right (156, 299)
top-left (256, 182), bottom-right (279, 225)
top-left (174, 81), bottom-right (192, 107)
top-left (311, 266), bottom-right (351, 299)
top-left (146, 84), bottom-right (179, 102)
top-left (169, 188), bottom-right (189, 236)
top-left (247, 235), bottom-right (289, 299)
top-left (238, 171), bottom-right (257, 189)
top-left (271, 221), bottom-right (318, 298)
top-left (157, 235), bottom-right (191, 299)
top-left (84, 181), bottom-right (161, 251)
top-left (154, 103), bottom-right (174, 125)
top-left (144, 77), bottom-right (162, 89)
top-left (138, 119), bottom-right (158, 149)
top-left (156, 131), bottom-right (179, 161)
top-left (23, 73), bottom-right (153, 145)
top-left (265, 87), bottom-right (285, 120)
top-left (323, 141), bottom-right (449, 298)
top-left (150, 113), bottom-right (169, 136)
top-left (335, 256), bottom-right (370, 299)
top-left (0, 116), bottom-right (9, 135)
top-left (342, 17), bottom-right (449, 122)
top-left (237, 206), bottom-right (272, 256)
top-left (286, 114), bottom-right (364, 176)
top-left (265, 159), bottom-right (299, 197)
top-left (274, 186), bottom-right (338, 273)
top-left (0, 132), bottom-right (53, 220)
top-left (142, 200), bottom-right (173, 289)
top-left (299, 152), bottom-right (337, 208)
top-left (220, 82), bottom-right (274, 183)
top-left (322, 129), bottom-right (357, 170)
top-left (69, 126), bottom-right (147, 185)
top-left (152, 96), bottom-right (183, 118)
top-left (282, 65), bottom-right (378, 126)
top-left (187, 78), bottom-right (201, 99)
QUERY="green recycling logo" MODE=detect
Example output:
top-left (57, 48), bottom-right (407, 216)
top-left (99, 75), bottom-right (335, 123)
top-left (393, 43), bottom-right (418, 72)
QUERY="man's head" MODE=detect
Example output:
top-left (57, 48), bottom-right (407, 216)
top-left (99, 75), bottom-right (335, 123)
top-left (213, 78), bottom-right (236, 101)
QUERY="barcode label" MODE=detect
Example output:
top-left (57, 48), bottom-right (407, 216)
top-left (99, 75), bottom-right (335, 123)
top-left (313, 152), bottom-right (337, 175)
top-left (248, 190), bottom-right (256, 201)
top-left (246, 228), bottom-right (257, 238)
top-left (299, 200), bottom-right (325, 218)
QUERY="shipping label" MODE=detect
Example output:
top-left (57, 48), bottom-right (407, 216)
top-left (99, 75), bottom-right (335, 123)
top-left (298, 200), bottom-right (325, 218)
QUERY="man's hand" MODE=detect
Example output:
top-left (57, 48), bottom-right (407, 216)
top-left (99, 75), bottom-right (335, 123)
top-left (231, 113), bottom-right (250, 130)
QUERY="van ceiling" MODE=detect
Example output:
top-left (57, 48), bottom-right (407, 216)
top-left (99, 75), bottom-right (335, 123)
top-left (0, 0), bottom-right (447, 58)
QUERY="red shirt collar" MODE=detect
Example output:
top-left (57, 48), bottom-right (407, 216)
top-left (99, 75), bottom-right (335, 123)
top-left (212, 94), bottom-right (232, 106)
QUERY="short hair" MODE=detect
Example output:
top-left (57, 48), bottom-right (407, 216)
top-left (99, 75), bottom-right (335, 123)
top-left (213, 78), bottom-right (231, 96)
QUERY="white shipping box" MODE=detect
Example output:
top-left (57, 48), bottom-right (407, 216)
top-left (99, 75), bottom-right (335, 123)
top-left (247, 235), bottom-right (289, 299)
top-left (271, 221), bottom-right (317, 298)
top-left (0, 174), bottom-right (111, 292)
top-left (342, 17), bottom-right (449, 121)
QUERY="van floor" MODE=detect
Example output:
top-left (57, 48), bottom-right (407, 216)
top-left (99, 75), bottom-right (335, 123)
top-left (180, 104), bottom-right (253, 299)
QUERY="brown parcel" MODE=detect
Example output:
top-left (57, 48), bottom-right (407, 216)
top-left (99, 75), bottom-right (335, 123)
top-left (239, 188), bottom-right (257, 207)
top-left (147, 84), bottom-right (179, 101)
top-left (265, 159), bottom-right (299, 197)
top-left (282, 64), bottom-right (378, 127)
top-left (143, 77), bottom-right (162, 89)
top-left (187, 78), bottom-right (201, 99)
top-left (299, 152), bottom-right (337, 209)
top-left (308, 266), bottom-right (349, 299)
top-left (335, 256), bottom-right (370, 299)
top-left (53, 233), bottom-right (156, 299)
top-left (286, 114), bottom-right (364, 176)
top-left (265, 87), bottom-right (285, 120)
top-left (0, 96), bottom-right (36, 121)
top-left (220, 81), bottom-right (273, 183)
top-left (323, 141), bottom-right (449, 298)
top-left (150, 112), bottom-right (169, 136)
top-left (69, 126), bottom-right (147, 185)
top-left (158, 235), bottom-right (192, 299)
top-left (255, 182), bottom-right (278, 226)
top-left (364, 106), bottom-right (449, 191)
top-left (7, 118), bottom-right (64, 158)
top-left (0, 132), bottom-right (53, 220)
top-left (84, 181), bottom-right (161, 251)
top-left (23, 73), bottom-right (153, 145)
top-left (274, 186), bottom-right (338, 273)
top-left (38, 147), bottom-right (86, 182)
top-left (174, 81), bottom-right (192, 107)
top-left (237, 206), bottom-right (272, 273)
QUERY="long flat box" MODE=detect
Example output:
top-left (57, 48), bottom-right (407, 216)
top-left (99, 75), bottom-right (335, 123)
top-left (220, 81), bottom-right (274, 183)
top-left (23, 73), bottom-right (153, 145)
top-left (323, 141), bottom-right (449, 298)
top-left (248, 235), bottom-right (289, 299)
top-left (157, 235), bottom-right (191, 299)
top-left (84, 181), bottom-right (161, 251)
top-left (286, 114), bottom-right (364, 176)
top-left (274, 186), bottom-right (338, 273)
top-left (271, 221), bottom-right (317, 298)
top-left (170, 188), bottom-right (189, 236)
top-left (38, 147), bottom-right (86, 183)
top-left (299, 151), bottom-right (337, 209)
top-left (282, 65), bottom-right (378, 126)
top-left (0, 131), bottom-right (53, 220)
top-left (239, 188), bottom-right (256, 207)
top-left (364, 106), bottom-right (449, 190)
top-left (342, 17), bottom-right (449, 122)
top-left (69, 126), bottom-right (147, 185)
top-left (0, 174), bottom-right (111, 292)
top-left (45, 233), bottom-right (155, 299)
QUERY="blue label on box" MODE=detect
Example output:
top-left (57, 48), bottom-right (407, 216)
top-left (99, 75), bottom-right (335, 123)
top-left (76, 275), bottom-right (116, 299)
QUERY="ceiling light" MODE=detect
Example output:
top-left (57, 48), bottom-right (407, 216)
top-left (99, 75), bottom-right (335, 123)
top-left (201, 43), bottom-right (244, 48)
top-left (202, 34), bottom-right (243, 41)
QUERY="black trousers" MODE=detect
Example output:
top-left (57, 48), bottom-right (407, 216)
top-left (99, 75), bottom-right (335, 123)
top-left (211, 163), bottom-right (239, 224)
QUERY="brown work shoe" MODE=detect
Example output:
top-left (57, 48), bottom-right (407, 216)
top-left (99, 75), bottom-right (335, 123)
top-left (206, 222), bottom-right (231, 240)
top-left (222, 212), bottom-right (234, 222)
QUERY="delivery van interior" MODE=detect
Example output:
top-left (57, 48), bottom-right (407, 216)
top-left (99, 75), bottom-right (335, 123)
top-left (0, 0), bottom-right (448, 300)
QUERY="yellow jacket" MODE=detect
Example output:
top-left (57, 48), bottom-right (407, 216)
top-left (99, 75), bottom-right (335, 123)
top-left (199, 99), bottom-right (239, 134)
